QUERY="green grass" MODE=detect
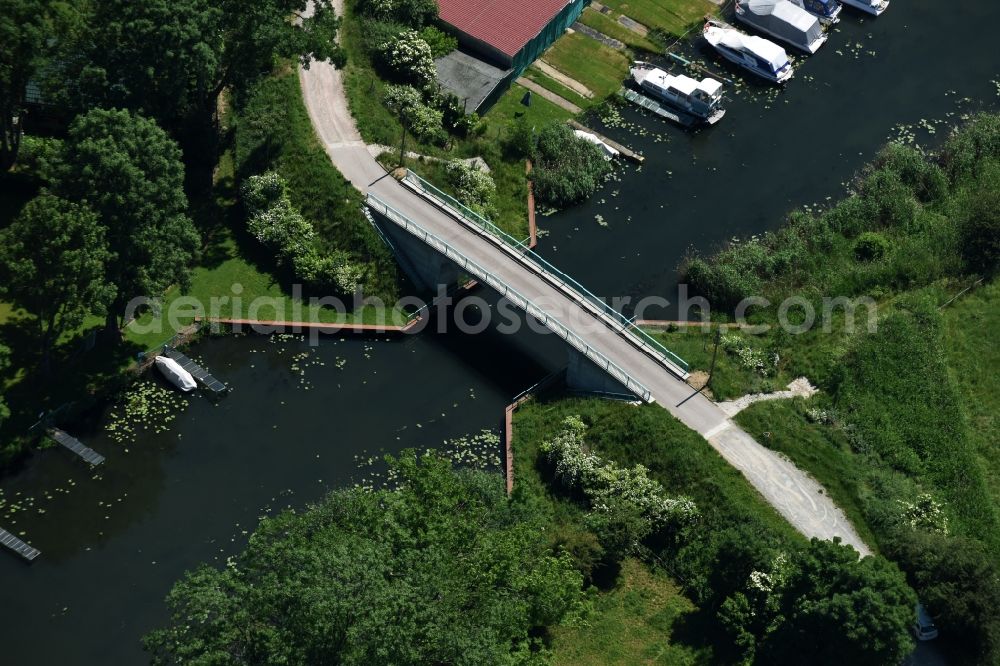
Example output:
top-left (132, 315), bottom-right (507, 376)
top-left (550, 559), bottom-right (704, 665)
top-left (578, 7), bottom-right (660, 52)
top-left (942, 281), bottom-right (1000, 510)
top-left (599, 0), bottom-right (715, 37)
top-left (542, 33), bottom-right (631, 101)
top-left (512, 396), bottom-right (802, 550)
top-left (522, 67), bottom-right (592, 110)
top-left (233, 65), bottom-right (401, 301)
top-left (735, 399), bottom-right (879, 549)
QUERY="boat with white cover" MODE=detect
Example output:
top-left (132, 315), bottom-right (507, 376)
top-left (630, 62), bottom-right (726, 125)
top-left (735, 0), bottom-right (828, 54)
top-left (788, 0), bottom-right (842, 24)
top-left (573, 129), bottom-right (620, 159)
top-left (155, 355), bottom-right (197, 392)
top-left (703, 19), bottom-right (794, 84)
top-left (840, 0), bottom-right (888, 15)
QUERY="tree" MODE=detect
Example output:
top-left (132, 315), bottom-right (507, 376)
top-left (50, 109), bottom-right (199, 336)
top-left (0, 192), bottom-right (114, 372)
top-left (762, 539), bottom-right (917, 666)
top-left (78, 0), bottom-right (224, 127)
top-left (217, 0), bottom-right (345, 101)
top-left (0, 0), bottom-right (84, 170)
top-left (886, 530), bottom-right (1000, 664)
top-left (145, 453), bottom-right (583, 664)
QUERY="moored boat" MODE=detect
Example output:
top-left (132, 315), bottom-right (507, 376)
top-left (788, 0), bottom-right (842, 24)
top-left (155, 355), bottom-right (197, 392)
top-left (703, 19), bottom-right (794, 84)
top-left (840, 0), bottom-right (888, 15)
top-left (630, 62), bottom-right (726, 125)
top-left (735, 0), bottom-right (828, 54)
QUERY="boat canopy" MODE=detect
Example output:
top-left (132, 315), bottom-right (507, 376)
top-left (742, 0), bottom-right (822, 48)
top-left (718, 30), bottom-right (789, 71)
top-left (155, 355), bottom-right (197, 392)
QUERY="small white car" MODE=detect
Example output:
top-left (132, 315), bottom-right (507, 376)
top-left (913, 603), bottom-right (939, 641)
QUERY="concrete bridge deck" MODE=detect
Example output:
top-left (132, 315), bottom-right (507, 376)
top-left (296, 5), bottom-right (871, 556)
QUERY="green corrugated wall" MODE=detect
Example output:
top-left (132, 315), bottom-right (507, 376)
top-left (511, 0), bottom-right (589, 76)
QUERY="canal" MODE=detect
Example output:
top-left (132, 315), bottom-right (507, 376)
top-left (1, 0), bottom-right (998, 661)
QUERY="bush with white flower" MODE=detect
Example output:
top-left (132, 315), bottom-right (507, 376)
top-left (445, 160), bottom-right (497, 218)
top-left (383, 84), bottom-right (446, 145)
top-left (721, 334), bottom-right (778, 376)
top-left (540, 416), bottom-right (698, 556)
top-left (380, 29), bottom-right (435, 88)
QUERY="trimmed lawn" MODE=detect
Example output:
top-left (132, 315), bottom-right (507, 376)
top-left (578, 7), bottom-right (660, 52)
top-left (522, 67), bottom-right (592, 110)
top-left (551, 559), bottom-right (703, 665)
top-left (542, 33), bottom-right (631, 101)
top-left (600, 0), bottom-right (716, 37)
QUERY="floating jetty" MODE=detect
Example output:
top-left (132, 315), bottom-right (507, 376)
top-left (618, 87), bottom-right (698, 128)
top-left (47, 428), bottom-right (105, 465)
top-left (567, 120), bottom-right (644, 163)
top-left (0, 527), bottom-right (40, 562)
top-left (163, 347), bottom-right (227, 394)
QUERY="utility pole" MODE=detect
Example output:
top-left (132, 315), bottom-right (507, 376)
top-left (706, 326), bottom-right (721, 391)
top-left (398, 123), bottom-right (407, 168)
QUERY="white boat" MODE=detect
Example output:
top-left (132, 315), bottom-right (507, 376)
top-left (788, 0), bottom-right (842, 24)
top-left (155, 355), bottom-right (197, 392)
top-left (573, 129), bottom-right (620, 160)
top-left (703, 19), bottom-right (794, 84)
top-left (840, 0), bottom-right (888, 15)
top-left (735, 0), bottom-right (828, 54)
top-left (630, 62), bottom-right (726, 125)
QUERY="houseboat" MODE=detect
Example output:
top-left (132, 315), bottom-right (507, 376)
top-left (735, 0), bottom-right (828, 54)
top-left (788, 0), bottom-right (842, 24)
top-left (630, 62), bottom-right (726, 125)
top-left (840, 0), bottom-right (889, 15)
top-left (703, 19), bottom-right (794, 84)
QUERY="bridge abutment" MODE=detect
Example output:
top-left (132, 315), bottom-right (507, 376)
top-left (566, 347), bottom-right (635, 398)
top-left (372, 212), bottom-right (461, 292)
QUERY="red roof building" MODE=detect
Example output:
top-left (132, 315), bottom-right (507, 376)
top-left (437, 0), bottom-right (587, 70)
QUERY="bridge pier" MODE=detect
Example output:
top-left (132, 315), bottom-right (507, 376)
top-left (371, 211), bottom-right (461, 292)
top-left (566, 347), bottom-right (636, 399)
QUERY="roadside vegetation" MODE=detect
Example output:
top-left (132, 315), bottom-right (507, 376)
top-left (677, 114), bottom-right (1000, 664)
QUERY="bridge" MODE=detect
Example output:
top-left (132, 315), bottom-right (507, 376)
top-left (295, 12), bottom-right (871, 555)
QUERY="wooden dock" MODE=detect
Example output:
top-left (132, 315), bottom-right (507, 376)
top-left (163, 347), bottom-right (227, 393)
top-left (47, 428), bottom-right (105, 465)
top-left (567, 120), bottom-right (644, 163)
top-left (0, 527), bottom-right (40, 562)
top-left (618, 87), bottom-right (697, 128)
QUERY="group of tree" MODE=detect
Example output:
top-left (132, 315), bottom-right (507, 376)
top-left (1, 0), bottom-right (353, 372)
top-left (145, 452), bottom-right (583, 664)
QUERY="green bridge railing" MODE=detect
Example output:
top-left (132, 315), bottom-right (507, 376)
top-left (401, 170), bottom-right (690, 375)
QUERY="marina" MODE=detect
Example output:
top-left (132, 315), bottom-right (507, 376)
top-left (0, 528), bottom-right (40, 562)
top-left (47, 428), bottom-right (105, 466)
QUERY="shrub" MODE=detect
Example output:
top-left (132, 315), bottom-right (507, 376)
top-left (445, 160), bottom-right (496, 218)
top-left (858, 168), bottom-right (919, 229)
top-left (941, 113), bottom-right (1000, 184)
top-left (955, 181), bottom-right (1000, 275)
top-left (383, 84), bottom-right (446, 144)
top-left (355, 0), bottom-right (438, 27)
top-left (420, 25), bottom-right (457, 58)
top-left (540, 416), bottom-right (698, 558)
top-left (379, 29), bottom-right (435, 87)
top-left (853, 231), bottom-right (891, 262)
top-left (531, 122), bottom-right (612, 208)
top-left (872, 143), bottom-right (948, 203)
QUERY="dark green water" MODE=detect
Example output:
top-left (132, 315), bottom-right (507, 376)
top-left (2, 1), bottom-right (998, 662)
top-left (541, 0), bottom-right (1000, 317)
